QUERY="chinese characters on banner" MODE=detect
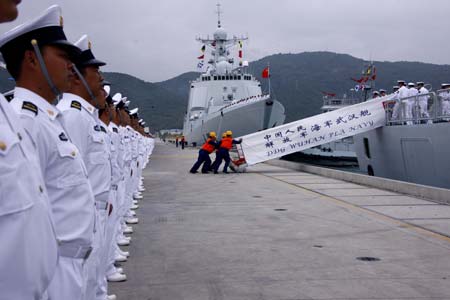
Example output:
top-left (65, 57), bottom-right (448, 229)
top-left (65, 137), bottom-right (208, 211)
top-left (240, 97), bottom-right (388, 165)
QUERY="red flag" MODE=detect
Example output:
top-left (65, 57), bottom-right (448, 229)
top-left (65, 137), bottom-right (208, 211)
top-left (371, 67), bottom-right (377, 80)
top-left (321, 91), bottom-right (336, 97)
top-left (238, 50), bottom-right (242, 58)
top-left (351, 77), bottom-right (364, 83)
top-left (262, 67), bottom-right (269, 78)
top-left (197, 54), bottom-right (204, 59)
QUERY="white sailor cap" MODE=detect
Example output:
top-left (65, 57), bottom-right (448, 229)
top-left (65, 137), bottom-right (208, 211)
top-left (379, 89), bottom-right (387, 93)
top-left (416, 81), bottom-right (424, 86)
top-left (112, 92), bottom-right (122, 104)
top-left (393, 86), bottom-right (399, 89)
top-left (129, 108), bottom-right (139, 115)
top-left (138, 118), bottom-right (143, 123)
top-left (372, 91), bottom-right (379, 95)
top-left (141, 121), bottom-right (146, 125)
top-left (74, 34), bottom-right (106, 67)
top-left (441, 83), bottom-right (450, 88)
top-left (408, 82), bottom-right (415, 87)
top-left (397, 80), bottom-right (406, 85)
top-left (0, 5), bottom-right (81, 66)
top-left (103, 85), bottom-right (111, 97)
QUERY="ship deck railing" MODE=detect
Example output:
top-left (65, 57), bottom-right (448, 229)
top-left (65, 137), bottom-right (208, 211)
top-left (322, 97), bottom-right (361, 107)
top-left (384, 90), bottom-right (450, 126)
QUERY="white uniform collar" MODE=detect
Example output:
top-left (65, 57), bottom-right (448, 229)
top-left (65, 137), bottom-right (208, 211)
top-left (108, 122), bottom-right (118, 130)
top-left (14, 87), bottom-right (59, 120)
top-left (63, 93), bottom-right (97, 115)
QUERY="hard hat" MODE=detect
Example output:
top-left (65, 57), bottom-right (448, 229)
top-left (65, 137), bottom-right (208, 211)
top-left (222, 133), bottom-right (227, 138)
top-left (226, 130), bottom-right (232, 136)
top-left (209, 131), bottom-right (216, 138)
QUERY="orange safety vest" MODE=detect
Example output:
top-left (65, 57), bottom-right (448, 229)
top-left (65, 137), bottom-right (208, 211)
top-left (201, 138), bottom-right (215, 153)
top-left (220, 137), bottom-right (233, 150)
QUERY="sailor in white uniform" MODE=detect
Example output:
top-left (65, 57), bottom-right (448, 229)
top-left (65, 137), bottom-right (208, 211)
top-left (439, 83), bottom-right (450, 120)
top-left (106, 94), bottom-right (129, 282)
top-left (407, 82), bottom-right (419, 121)
top-left (56, 35), bottom-right (114, 300)
top-left (392, 80), bottom-right (412, 124)
top-left (0, 90), bottom-right (59, 300)
top-left (0, 3), bottom-right (58, 299)
top-left (416, 82), bottom-right (430, 121)
top-left (0, 5), bottom-right (96, 300)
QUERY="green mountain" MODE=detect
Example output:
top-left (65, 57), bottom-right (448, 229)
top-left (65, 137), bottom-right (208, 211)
top-left (2, 51), bottom-right (450, 132)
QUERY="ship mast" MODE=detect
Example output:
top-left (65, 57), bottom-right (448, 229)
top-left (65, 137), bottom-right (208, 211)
top-left (216, 3), bottom-right (222, 28)
top-left (195, 3), bottom-right (248, 75)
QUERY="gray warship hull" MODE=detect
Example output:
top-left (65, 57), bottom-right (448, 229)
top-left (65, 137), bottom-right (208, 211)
top-left (184, 97), bottom-right (285, 146)
top-left (354, 122), bottom-right (450, 189)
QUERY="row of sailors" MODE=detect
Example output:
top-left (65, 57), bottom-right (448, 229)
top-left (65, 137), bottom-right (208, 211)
top-left (0, 4), bottom-right (154, 300)
top-left (372, 81), bottom-right (450, 122)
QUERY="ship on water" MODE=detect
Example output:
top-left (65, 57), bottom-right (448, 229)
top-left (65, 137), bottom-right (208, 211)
top-left (182, 5), bottom-right (285, 146)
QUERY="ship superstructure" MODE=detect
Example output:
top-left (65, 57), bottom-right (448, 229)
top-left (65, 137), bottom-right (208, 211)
top-left (182, 4), bottom-right (285, 145)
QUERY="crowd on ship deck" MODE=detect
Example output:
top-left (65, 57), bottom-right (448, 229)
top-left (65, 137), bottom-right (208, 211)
top-left (371, 80), bottom-right (450, 123)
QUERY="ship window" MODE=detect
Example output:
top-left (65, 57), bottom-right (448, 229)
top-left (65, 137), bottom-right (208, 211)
top-left (214, 76), bottom-right (217, 80)
top-left (363, 137), bottom-right (371, 159)
top-left (222, 76), bottom-right (226, 80)
top-left (218, 76), bottom-right (222, 80)
top-left (238, 76), bottom-right (241, 80)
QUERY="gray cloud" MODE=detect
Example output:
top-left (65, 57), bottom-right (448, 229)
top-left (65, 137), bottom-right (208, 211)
top-left (2, 0), bottom-right (449, 81)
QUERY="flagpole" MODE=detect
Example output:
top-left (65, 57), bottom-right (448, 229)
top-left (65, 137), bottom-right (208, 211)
top-left (267, 63), bottom-right (271, 96)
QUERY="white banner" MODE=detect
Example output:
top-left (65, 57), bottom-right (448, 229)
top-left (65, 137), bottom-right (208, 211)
top-left (240, 96), bottom-right (388, 165)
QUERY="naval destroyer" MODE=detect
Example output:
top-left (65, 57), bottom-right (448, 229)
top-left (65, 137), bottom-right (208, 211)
top-left (354, 86), bottom-right (450, 189)
top-left (182, 5), bottom-right (285, 146)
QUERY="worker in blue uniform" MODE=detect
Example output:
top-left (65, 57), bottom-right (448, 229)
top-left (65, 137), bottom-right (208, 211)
top-left (190, 132), bottom-right (219, 173)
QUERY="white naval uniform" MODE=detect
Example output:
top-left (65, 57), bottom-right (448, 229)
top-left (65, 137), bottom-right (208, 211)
top-left (391, 86), bottom-right (411, 123)
top-left (105, 122), bottom-right (125, 278)
top-left (10, 88), bottom-right (95, 300)
top-left (96, 119), bottom-right (115, 300)
top-left (57, 94), bottom-right (112, 300)
top-left (418, 87), bottom-right (430, 119)
top-left (0, 95), bottom-right (58, 300)
top-left (439, 89), bottom-right (450, 118)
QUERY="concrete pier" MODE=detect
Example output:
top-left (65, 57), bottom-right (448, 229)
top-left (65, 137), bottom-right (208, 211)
top-left (110, 141), bottom-right (450, 300)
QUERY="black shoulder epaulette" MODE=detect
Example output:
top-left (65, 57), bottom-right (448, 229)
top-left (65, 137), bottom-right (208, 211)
top-left (59, 132), bottom-right (69, 141)
top-left (22, 101), bottom-right (38, 116)
top-left (70, 100), bottom-right (82, 110)
top-left (100, 126), bottom-right (107, 133)
top-left (94, 124), bottom-right (101, 131)
top-left (113, 128), bottom-right (118, 133)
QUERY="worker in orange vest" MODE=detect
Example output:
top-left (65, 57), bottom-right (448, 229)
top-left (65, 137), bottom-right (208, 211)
top-left (189, 132), bottom-right (219, 173)
top-left (211, 132), bottom-right (227, 171)
top-left (213, 130), bottom-right (242, 174)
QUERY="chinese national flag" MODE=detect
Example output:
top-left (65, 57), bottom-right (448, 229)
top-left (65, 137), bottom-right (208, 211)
top-left (238, 50), bottom-right (242, 58)
top-left (262, 67), bottom-right (270, 78)
top-left (197, 54), bottom-right (205, 59)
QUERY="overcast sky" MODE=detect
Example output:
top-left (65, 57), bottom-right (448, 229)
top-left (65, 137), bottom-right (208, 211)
top-left (2, 0), bottom-right (450, 82)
